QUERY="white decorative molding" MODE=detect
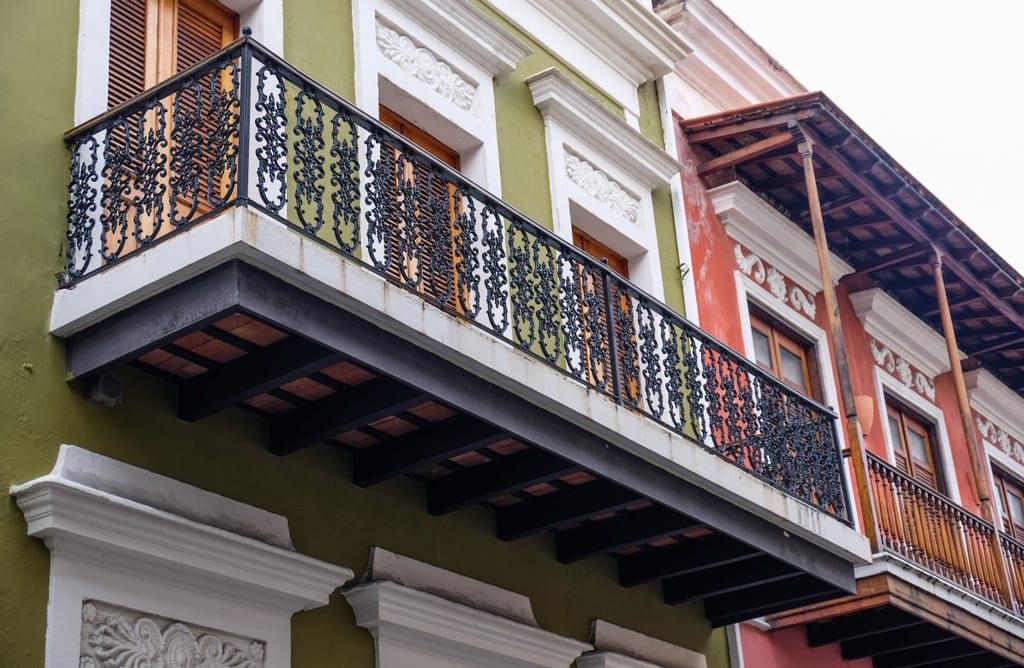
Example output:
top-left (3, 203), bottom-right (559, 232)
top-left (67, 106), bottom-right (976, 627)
top-left (527, 68), bottom-right (681, 190)
top-left (80, 600), bottom-right (265, 668)
top-left (734, 245), bottom-right (816, 319)
top-left (375, 21), bottom-right (475, 111)
top-left (710, 181), bottom-right (853, 294)
top-left (383, 0), bottom-right (530, 77)
top-left (576, 620), bottom-right (707, 668)
top-left (850, 287), bottom-right (953, 378)
top-left (977, 415), bottom-right (1024, 467)
top-left (869, 338), bottom-right (936, 402)
top-left (344, 578), bottom-right (591, 668)
top-left (966, 368), bottom-right (1024, 457)
top-left (658, 0), bottom-right (804, 114)
top-left (565, 153), bottom-right (640, 223)
top-left (482, 0), bottom-right (690, 122)
top-left (11, 444), bottom-right (352, 668)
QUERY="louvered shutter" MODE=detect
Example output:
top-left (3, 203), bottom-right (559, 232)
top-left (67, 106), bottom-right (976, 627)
top-left (108, 0), bottom-right (148, 108)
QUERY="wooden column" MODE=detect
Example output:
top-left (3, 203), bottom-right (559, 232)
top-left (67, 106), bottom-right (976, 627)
top-left (793, 122), bottom-right (878, 549)
top-left (931, 250), bottom-right (1014, 608)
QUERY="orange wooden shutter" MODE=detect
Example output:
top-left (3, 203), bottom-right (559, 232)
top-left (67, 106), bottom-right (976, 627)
top-left (108, 0), bottom-right (149, 108)
top-left (175, 0), bottom-right (237, 73)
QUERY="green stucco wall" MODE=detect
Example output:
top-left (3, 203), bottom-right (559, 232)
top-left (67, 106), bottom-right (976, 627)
top-left (0, 0), bottom-right (714, 664)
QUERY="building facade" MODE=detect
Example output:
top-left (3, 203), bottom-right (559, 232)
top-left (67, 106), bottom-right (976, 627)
top-left (658, 1), bottom-right (1024, 666)
top-left (0, 1), bottom-right (876, 667)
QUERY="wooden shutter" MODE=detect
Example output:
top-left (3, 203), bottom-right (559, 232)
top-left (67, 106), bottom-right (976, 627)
top-left (174, 0), bottom-right (237, 73)
top-left (379, 107), bottom-right (463, 308)
top-left (108, 0), bottom-right (149, 108)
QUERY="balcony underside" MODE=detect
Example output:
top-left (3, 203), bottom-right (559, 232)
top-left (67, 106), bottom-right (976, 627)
top-left (769, 571), bottom-right (1024, 667)
top-left (62, 259), bottom-right (855, 626)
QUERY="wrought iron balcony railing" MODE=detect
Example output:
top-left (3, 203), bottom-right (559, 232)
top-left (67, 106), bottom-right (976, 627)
top-left (62, 37), bottom-right (849, 521)
top-left (868, 452), bottom-right (1024, 612)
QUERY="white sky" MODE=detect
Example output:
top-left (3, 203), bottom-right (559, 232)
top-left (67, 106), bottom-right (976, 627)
top-left (708, 0), bottom-right (1024, 275)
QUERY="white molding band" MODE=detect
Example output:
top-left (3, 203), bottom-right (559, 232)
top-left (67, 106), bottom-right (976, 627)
top-left (344, 580), bottom-right (591, 668)
top-left (576, 620), bottom-right (707, 668)
top-left (849, 287), bottom-right (953, 379)
top-left (527, 68), bottom-right (681, 190)
top-left (709, 180), bottom-right (853, 294)
top-left (11, 444), bottom-right (352, 668)
top-left (483, 0), bottom-right (690, 123)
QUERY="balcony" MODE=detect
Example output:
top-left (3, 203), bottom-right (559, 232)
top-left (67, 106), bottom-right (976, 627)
top-left (54, 37), bottom-right (865, 625)
top-left (769, 454), bottom-right (1024, 665)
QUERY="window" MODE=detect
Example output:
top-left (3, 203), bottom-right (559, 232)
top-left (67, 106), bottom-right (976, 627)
top-left (379, 106), bottom-right (465, 310)
top-left (994, 469), bottom-right (1024, 539)
top-left (886, 399), bottom-right (944, 492)
top-left (108, 0), bottom-right (238, 108)
top-left (748, 309), bottom-right (819, 399)
top-left (571, 227), bottom-right (639, 404)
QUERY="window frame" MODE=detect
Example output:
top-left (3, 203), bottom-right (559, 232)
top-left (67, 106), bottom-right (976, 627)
top-left (747, 308), bottom-right (820, 400)
top-left (875, 366), bottom-right (960, 503)
top-left (74, 0), bottom-right (283, 125)
top-left (993, 467), bottom-right (1024, 540)
top-left (885, 396), bottom-right (944, 493)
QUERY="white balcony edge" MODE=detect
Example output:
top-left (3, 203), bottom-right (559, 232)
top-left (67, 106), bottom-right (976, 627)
top-left (49, 208), bottom-right (871, 565)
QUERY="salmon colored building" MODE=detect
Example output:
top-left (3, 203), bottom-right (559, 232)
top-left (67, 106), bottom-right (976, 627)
top-left (660, 1), bottom-right (1024, 665)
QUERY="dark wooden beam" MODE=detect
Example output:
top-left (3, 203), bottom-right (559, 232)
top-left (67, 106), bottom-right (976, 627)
top-left (840, 624), bottom-right (954, 660)
top-left (744, 166), bottom-right (840, 191)
top-left (872, 639), bottom-right (986, 668)
top-left (661, 556), bottom-right (799, 604)
top-left (427, 448), bottom-right (576, 515)
top-left (806, 129), bottom-right (1024, 333)
top-left (201, 324), bottom-right (260, 353)
top-left (617, 534), bottom-right (758, 587)
top-left (697, 132), bottom-right (795, 177)
top-left (704, 576), bottom-right (839, 627)
top-left (896, 654), bottom-right (1013, 668)
top-left (921, 292), bottom-right (984, 317)
top-left (684, 109), bottom-right (818, 143)
top-left (496, 479), bottom-right (641, 540)
top-left (270, 377), bottom-right (426, 455)
top-left (179, 338), bottom-right (343, 421)
top-left (807, 608), bottom-right (923, 647)
top-left (353, 415), bottom-right (507, 487)
top-left (840, 244), bottom-right (929, 283)
top-left (556, 506), bottom-right (701, 564)
top-left (972, 333), bottom-right (1024, 357)
top-left (163, 343), bottom-right (216, 369)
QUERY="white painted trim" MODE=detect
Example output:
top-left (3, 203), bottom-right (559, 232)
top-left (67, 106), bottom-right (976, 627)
top-left (874, 367), bottom-right (961, 505)
top-left (11, 444), bottom-right (351, 668)
top-left (735, 272), bottom-right (858, 531)
top-left (849, 287), bottom-right (953, 379)
top-left (73, 0), bottom-right (283, 125)
top-left (481, 0), bottom-right (690, 125)
top-left (582, 620), bottom-right (707, 668)
top-left (47, 209), bottom-right (872, 565)
top-left (726, 624), bottom-right (746, 668)
top-left (709, 181), bottom-right (853, 294)
top-left (352, 0), bottom-right (528, 193)
top-left (344, 581), bottom-right (591, 668)
top-left (856, 552), bottom-right (1024, 640)
top-left (967, 368), bottom-right (1024, 455)
top-left (527, 68), bottom-right (681, 300)
top-left (657, 77), bottom-right (699, 323)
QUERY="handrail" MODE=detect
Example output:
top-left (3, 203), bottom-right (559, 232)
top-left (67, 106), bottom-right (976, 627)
top-left (867, 452), bottom-right (1016, 610)
top-left (61, 37), bottom-right (850, 521)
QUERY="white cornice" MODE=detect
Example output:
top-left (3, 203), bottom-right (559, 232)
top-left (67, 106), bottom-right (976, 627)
top-left (11, 445), bottom-right (352, 613)
top-left (849, 287), bottom-right (953, 379)
top-left (385, 0), bottom-right (530, 76)
top-left (527, 68), bottom-right (682, 189)
top-left (344, 581), bottom-right (591, 667)
top-left (709, 180), bottom-right (853, 293)
top-left (662, 0), bottom-right (804, 108)
top-left (966, 368), bottom-right (1024, 444)
top-left (579, 620), bottom-right (706, 668)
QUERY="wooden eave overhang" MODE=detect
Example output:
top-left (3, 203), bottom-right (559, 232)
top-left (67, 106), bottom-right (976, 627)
top-left (681, 92), bottom-right (1024, 399)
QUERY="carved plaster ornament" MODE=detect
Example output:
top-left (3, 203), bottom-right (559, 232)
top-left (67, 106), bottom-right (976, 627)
top-left (564, 154), bottom-right (639, 223)
top-left (375, 21), bottom-right (475, 111)
top-left (868, 337), bottom-right (936, 401)
top-left (80, 601), bottom-right (265, 668)
top-left (977, 415), bottom-right (1024, 466)
top-left (733, 245), bottom-right (817, 318)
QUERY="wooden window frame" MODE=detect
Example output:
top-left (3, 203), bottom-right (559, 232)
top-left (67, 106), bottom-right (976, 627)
top-left (748, 308), bottom-right (820, 400)
top-left (885, 397), bottom-right (944, 493)
top-left (994, 468), bottom-right (1024, 540)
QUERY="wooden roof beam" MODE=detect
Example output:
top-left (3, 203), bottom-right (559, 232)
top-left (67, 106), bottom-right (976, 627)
top-left (839, 243), bottom-right (929, 282)
top-left (805, 132), bottom-right (1024, 332)
top-left (697, 132), bottom-right (796, 177)
top-left (684, 108), bottom-right (818, 143)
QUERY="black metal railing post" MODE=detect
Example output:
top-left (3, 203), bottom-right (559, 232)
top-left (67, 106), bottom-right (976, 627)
top-left (236, 34), bottom-right (253, 208)
top-left (602, 267), bottom-right (623, 403)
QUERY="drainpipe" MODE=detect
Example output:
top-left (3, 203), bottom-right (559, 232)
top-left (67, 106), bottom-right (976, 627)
top-left (792, 121), bottom-right (879, 550)
top-left (930, 250), bottom-right (1015, 607)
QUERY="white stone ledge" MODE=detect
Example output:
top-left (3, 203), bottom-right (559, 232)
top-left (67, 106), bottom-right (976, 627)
top-left (12, 444), bottom-right (352, 613)
top-left (48, 209), bottom-right (871, 566)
